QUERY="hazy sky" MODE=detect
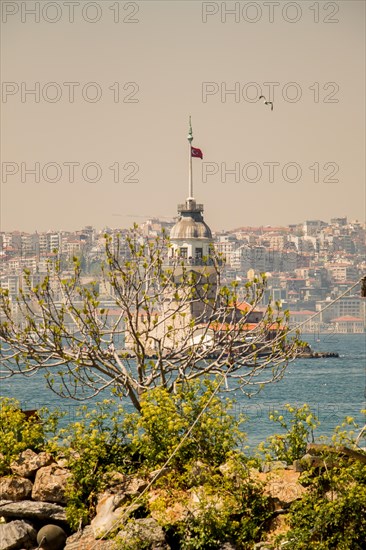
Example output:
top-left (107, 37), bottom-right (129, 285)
top-left (1, 0), bottom-right (365, 232)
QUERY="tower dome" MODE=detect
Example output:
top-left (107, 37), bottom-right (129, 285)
top-left (170, 199), bottom-right (213, 263)
top-left (170, 199), bottom-right (212, 240)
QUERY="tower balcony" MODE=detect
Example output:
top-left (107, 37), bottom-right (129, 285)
top-left (178, 203), bottom-right (204, 214)
top-left (165, 256), bottom-right (216, 267)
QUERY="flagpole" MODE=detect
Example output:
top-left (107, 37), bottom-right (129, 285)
top-left (188, 116), bottom-right (193, 200)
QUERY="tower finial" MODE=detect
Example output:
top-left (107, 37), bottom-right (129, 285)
top-left (188, 116), bottom-right (193, 199)
top-left (188, 115), bottom-right (193, 143)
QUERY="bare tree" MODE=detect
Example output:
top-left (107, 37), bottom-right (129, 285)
top-left (0, 228), bottom-right (301, 412)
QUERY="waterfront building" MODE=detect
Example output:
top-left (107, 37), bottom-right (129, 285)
top-left (330, 315), bottom-right (364, 334)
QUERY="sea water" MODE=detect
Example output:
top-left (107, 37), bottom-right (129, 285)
top-left (1, 333), bottom-right (365, 449)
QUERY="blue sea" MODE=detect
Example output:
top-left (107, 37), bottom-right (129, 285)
top-left (1, 333), bottom-right (365, 449)
top-left (236, 333), bottom-right (366, 448)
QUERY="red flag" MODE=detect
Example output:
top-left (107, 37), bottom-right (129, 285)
top-left (191, 146), bottom-right (203, 159)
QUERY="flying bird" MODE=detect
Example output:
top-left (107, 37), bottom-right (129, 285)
top-left (259, 95), bottom-right (273, 111)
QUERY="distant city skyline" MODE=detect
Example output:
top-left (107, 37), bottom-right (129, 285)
top-left (1, 1), bottom-right (365, 232)
top-left (0, 213), bottom-right (363, 236)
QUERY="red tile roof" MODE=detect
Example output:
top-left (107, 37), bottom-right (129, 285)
top-left (331, 316), bottom-right (363, 322)
top-left (289, 310), bottom-right (316, 315)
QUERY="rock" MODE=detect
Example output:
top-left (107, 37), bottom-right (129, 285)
top-left (10, 450), bottom-right (54, 478)
top-left (55, 451), bottom-right (81, 469)
top-left (65, 526), bottom-right (115, 549)
top-left (37, 524), bottom-right (67, 550)
top-left (103, 471), bottom-right (126, 488)
top-left (219, 462), bottom-right (235, 477)
top-left (91, 493), bottom-right (125, 539)
top-left (124, 476), bottom-right (148, 496)
top-left (251, 468), bottom-right (306, 507)
top-left (292, 459), bottom-right (304, 472)
top-left (261, 461), bottom-right (288, 473)
top-left (0, 520), bottom-right (36, 550)
top-left (0, 477), bottom-right (33, 501)
top-left (261, 470), bottom-right (306, 506)
top-left (0, 500), bottom-right (66, 523)
top-left (306, 442), bottom-right (366, 464)
top-left (115, 518), bottom-right (168, 549)
top-left (32, 465), bottom-right (71, 504)
top-left (149, 488), bottom-right (188, 525)
top-left (55, 458), bottom-right (69, 469)
top-left (90, 476), bottom-right (148, 540)
top-left (101, 473), bottom-right (148, 496)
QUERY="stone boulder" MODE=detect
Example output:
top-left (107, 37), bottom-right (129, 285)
top-left (0, 500), bottom-right (67, 523)
top-left (37, 524), bottom-right (67, 550)
top-left (32, 465), bottom-right (71, 504)
top-left (10, 450), bottom-right (54, 478)
top-left (0, 520), bottom-right (36, 550)
top-left (100, 473), bottom-right (148, 497)
top-left (90, 475), bottom-right (149, 539)
top-left (0, 477), bottom-right (33, 501)
top-left (91, 492), bottom-right (126, 539)
top-left (115, 518), bottom-right (168, 549)
top-left (64, 526), bottom-right (115, 549)
top-left (253, 469), bottom-right (306, 507)
top-left (123, 476), bottom-right (148, 496)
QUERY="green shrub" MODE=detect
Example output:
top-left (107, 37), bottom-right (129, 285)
top-left (276, 460), bottom-right (366, 549)
top-left (258, 403), bottom-right (319, 464)
top-left (174, 458), bottom-right (271, 549)
top-left (131, 378), bottom-right (246, 471)
top-left (0, 397), bottom-right (45, 475)
top-left (47, 400), bottom-right (134, 530)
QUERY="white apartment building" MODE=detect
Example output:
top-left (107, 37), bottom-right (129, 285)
top-left (316, 296), bottom-right (366, 325)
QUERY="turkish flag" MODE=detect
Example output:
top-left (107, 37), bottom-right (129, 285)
top-left (191, 146), bottom-right (203, 159)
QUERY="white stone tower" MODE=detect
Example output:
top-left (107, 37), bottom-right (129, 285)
top-left (168, 119), bottom-right (217, 320)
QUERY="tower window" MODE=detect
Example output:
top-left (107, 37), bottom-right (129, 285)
top-left (180, 247), bottom-right (188, 258)
top-left (195, 248), bottom-right (203, 259)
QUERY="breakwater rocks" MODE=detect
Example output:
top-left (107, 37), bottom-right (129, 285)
top-left (298, 350), bottom-right (339, 358)
top-left (1, 445), bottom-right (365, 549)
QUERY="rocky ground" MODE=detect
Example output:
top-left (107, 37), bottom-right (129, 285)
top-left (0, 449), bottom-right (312, 550)
top-left (0, 446), bottom-right (317, 550)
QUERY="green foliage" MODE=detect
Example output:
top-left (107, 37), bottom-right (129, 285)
top-left (173, 458), bottom-right (271, 549)
top-left (47, 400), bottom-right (134, 530)
top-left (0, 398), bottom-right (45, 475)
top-left (130, 378), bottom-right (246, 470)
top-left (258, 403), bottom-right (320, 464)
top-left (272, 409), bottom-right (366, 549)
top-left (330, 414), bottom-right (362, 447)
top-left (3, 390), bottom-right (365, 548)
top-left (276, 460), bottom-right (366, 549)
